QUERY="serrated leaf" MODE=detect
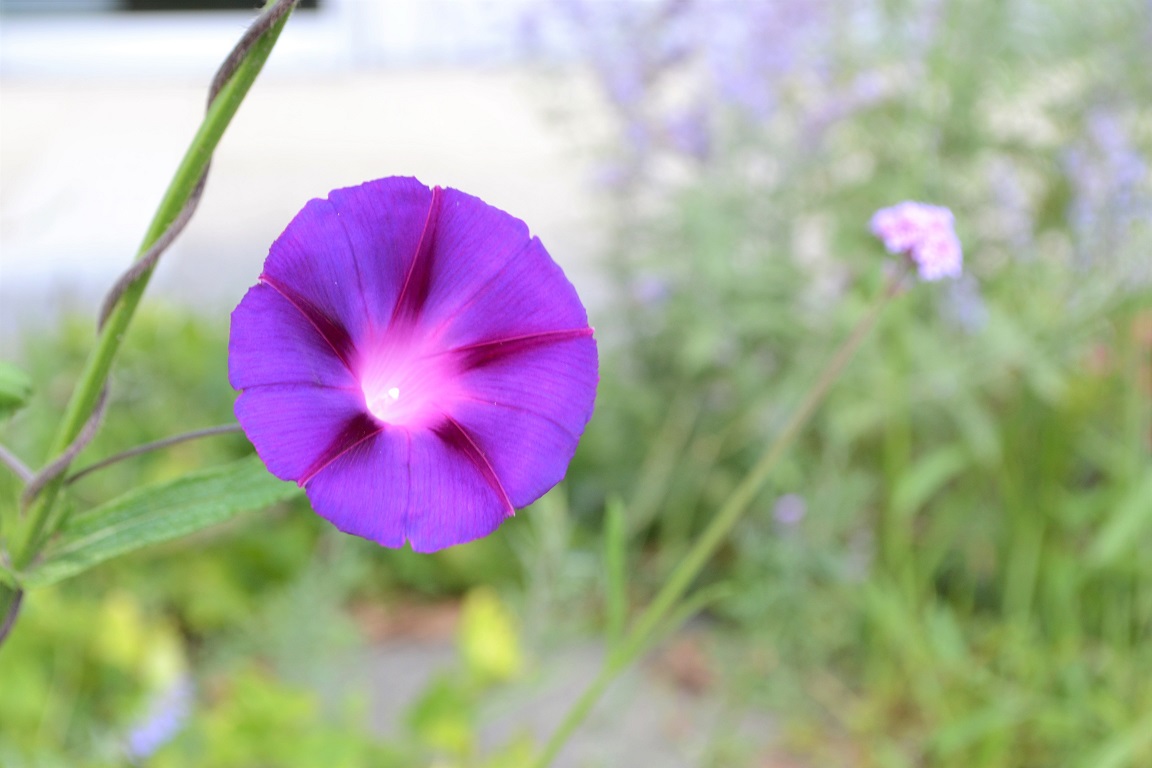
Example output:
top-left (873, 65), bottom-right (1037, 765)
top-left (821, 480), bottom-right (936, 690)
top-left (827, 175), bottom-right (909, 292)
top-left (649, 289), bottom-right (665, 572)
top-left (21, 456), bottom-right (299, 587)
top-left (0, 361), bottom-right (33, 421)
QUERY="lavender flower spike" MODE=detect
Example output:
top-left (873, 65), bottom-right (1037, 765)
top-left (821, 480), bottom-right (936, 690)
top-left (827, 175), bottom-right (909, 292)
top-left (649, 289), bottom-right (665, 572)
top-left (870, 201), bottom-right (963, 281)
top-left (229, 178), bottom-right (599, 552)
top-left (125, 676), bottom-right (193, 762)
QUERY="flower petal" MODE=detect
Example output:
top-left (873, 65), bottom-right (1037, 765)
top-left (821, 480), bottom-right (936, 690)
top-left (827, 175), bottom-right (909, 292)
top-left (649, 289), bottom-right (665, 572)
top-left (406, 426), bottom-right (513, 552)
top-left (870, 201), bottom-right (962, 281)
top-left (303, 427), bottom-right (512, 552)
top-left (228, 283), bottom-right (357, 390)
top-left (234, 384), bottom-right (372, 482)
top-left (418, 188), bottom-right (590, 347)
top-left (261, 178), bottom-right (433, 342)
top-left (448, 333), bottom-right (598, 506)
top-left (302, 429), bottom-right (409, 548)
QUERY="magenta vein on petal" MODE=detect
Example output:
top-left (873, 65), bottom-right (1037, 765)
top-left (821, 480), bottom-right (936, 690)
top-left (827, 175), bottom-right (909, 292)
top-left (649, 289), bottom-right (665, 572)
top-left (449, 327), bottom-right (595, 369)
top-left (298, 413), bottom-right (384, 485)
top-left (391, 185), bottom-right (443, 325)
top-left (437, 416), bottom-right (516, 516)
top-left (260, 273), bottom-right (357, 371)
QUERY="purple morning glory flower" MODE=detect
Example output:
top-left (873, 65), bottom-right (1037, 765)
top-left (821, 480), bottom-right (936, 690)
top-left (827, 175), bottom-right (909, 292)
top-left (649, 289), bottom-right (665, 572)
top-left (870, 201), bottom-right (963, 281)
top-left (229, 177), bottom-right (598, 552)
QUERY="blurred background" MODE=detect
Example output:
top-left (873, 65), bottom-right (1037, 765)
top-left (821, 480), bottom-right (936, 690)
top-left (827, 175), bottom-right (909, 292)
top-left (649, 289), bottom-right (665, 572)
top-left (0, 0), bottom-right (605, 346)
top-left (1, 1), bottom-right (1151, 766)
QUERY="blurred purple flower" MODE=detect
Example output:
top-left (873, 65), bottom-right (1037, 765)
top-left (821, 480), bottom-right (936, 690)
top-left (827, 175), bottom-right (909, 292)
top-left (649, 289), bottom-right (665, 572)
top-left (600, 56), bottom-right (648, 107)
top-left (624, 118), bottom-right (650, 155)
top-left (630, 275), bottom-right (671, 307)
top-left (593, 162), bottom-right (634, 190)
top-left (664, 106), bottom-right (712, 161)
top-left (516, 9), bottom-right (544, 54)
top-left (705, 0), bottom-right (830, 120)
top-left (987, 157), bottom-right (1034, 251)
top-left (801, 71), bottom-right (892, 145)
top-left (125, 676), bottom-right (193, 762)
top-left (709, 51), bottom-right (776, 120)
top-left (230, 178), bottom-right (598, 552)
top-left (942, 273), bottom-right (988, 333)
top-left (528, 0), bottom-right (850, 175)
top-left (773, 493), bottom-right (807, 528)
top-left (1064, 109), bottom-right (1149, 255)
top-left (870, 202), bottom-right (963, 281)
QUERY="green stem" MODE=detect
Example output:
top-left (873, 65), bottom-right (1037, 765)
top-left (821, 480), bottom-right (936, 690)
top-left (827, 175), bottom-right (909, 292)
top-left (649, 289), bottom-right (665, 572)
top-left (879, 356), bottom-right (914, 598)
top-left (627, 271), bottom-right (903, 656)
top-left (12, 5), bottom-right (292, 572)
top-left (536, 664), bottom-right (619, 761)
top-left (531, 269), bottom-right (906, 768)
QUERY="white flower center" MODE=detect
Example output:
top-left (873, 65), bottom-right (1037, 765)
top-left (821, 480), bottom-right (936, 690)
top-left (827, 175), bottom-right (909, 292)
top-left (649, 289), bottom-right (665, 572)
top-left (358, 333), bottom-right (459, 428)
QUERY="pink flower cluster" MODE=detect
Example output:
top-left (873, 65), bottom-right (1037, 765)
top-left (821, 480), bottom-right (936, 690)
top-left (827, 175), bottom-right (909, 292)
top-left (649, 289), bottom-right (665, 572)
top-left (870, 202), bottom-right (963, 281)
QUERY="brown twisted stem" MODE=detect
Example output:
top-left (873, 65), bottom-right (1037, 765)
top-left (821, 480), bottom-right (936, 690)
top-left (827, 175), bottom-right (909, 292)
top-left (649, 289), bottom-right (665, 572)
top-left (66, 424), bottom-right (243, 485)
top-left (0, 589), bottom-right (24, 647)
top-left (10, 0), bottom-right (297, 579)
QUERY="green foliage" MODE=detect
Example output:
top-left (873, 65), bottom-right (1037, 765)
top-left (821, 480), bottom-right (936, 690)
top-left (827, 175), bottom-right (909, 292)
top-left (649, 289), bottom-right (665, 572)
top-left (150, 669), bottom-right (411, 768)
top-left (0, 523), bottom-right (536, 767)
top-left (2, 1), bottom-right (1150, 765)
top-left (21, 457), bottom-right (299, 587)
top-left (1, 307), bottom-right (521, 595)
top-left (557, 0), bottom-right (1152, 764)
top-left (0, 305), bottom-right (538, 765)
top-left (0, 309), bottom-right (247, 513)
top-left (459, 586), bottom-right (525, 685)
top-left (407, 673), bottom-right (477, 757)
top-left (0, 588), bottom-right (186, 765)
top-left (405, 586), bottom-right (532, 764)
top-left (0, 361), bottom-right (33, 422)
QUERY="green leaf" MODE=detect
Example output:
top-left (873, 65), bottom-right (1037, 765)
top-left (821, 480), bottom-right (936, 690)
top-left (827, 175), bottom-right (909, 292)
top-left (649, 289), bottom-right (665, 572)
top-left (406, 673), bottom-right (475, 757)
top-left (1076, 706), bottom-right (1152, 768)
top-left (603, 495), bottom-right (628, 650)
top-left (0, 361), bottom-right (33, 421)
top-left (20, 456), bottom-right (299, 587)
top-left (891, 445), bottom-right (971, 522)
top-left (1088, 473), bottom-right (1152, 567)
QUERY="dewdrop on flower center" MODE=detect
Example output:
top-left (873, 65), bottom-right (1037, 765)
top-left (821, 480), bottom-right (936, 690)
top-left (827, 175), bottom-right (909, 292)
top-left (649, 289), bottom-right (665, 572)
top-left (355, 330), bottom-right (462, 429)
